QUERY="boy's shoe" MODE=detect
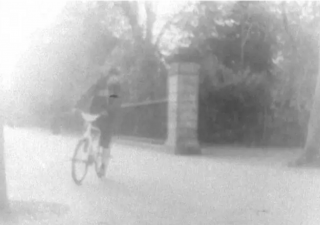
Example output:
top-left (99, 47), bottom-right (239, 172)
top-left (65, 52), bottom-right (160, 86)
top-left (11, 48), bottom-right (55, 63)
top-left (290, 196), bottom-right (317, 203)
top-left (97, 163), bottom-right (106, 178)
top-left (97, 156), bottom-right (111, 178)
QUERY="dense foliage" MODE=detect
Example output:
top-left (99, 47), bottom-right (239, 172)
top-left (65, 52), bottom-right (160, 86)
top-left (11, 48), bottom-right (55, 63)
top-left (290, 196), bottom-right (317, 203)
top-left (193, 1), bottom-right (320, 147)
top-left (6, 1), bottom-right (320, 147)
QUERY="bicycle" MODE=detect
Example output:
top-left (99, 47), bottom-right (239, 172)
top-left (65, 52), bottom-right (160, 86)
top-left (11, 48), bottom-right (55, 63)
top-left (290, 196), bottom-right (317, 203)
top-left (71, 110), bottom-right (106, 185)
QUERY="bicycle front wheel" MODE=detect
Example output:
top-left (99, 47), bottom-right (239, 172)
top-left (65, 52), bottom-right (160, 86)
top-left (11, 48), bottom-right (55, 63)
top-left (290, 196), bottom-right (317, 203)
top-left (71, 138), bottom-right (90, 185)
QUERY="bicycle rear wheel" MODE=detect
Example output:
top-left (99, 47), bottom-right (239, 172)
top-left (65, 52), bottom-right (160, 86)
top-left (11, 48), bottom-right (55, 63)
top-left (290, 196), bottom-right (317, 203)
top-left (71, 138), bottom-right (90, 185)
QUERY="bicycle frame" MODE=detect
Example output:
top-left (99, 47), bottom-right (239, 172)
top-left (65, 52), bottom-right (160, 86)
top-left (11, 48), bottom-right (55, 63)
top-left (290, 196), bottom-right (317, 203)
top-left (80, 112), bottom-right (101, 163)
top-left (71, 111), bottom-right (105, 185)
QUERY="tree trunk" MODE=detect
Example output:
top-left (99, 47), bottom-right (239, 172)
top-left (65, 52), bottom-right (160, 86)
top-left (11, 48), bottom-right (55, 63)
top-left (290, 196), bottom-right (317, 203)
top-left (289, 45), bottom-right (320, 167)
top-left (0, 0), bottom-right (10, 211)
top-left (0, 119), bottom-right (9, 211)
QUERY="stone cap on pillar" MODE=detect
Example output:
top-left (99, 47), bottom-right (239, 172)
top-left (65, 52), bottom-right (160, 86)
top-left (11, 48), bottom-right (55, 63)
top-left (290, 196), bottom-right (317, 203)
top-left (166, 47), bottom-right (201, 64)
top-left (166, 47), bottom-right (201, 77)
top-left (169, 63), bottom-right (200, 77)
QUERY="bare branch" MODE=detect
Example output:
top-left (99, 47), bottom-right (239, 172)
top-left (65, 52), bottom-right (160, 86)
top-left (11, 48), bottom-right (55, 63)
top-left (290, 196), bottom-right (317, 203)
top-left (154, 4), bottom-right (189, 47)
top-left (240, 22), bottom-right (253, 70)
top-left (145, 1), bottom-right (156, 43)
top-left (281, 1), bottom-right (297, 52)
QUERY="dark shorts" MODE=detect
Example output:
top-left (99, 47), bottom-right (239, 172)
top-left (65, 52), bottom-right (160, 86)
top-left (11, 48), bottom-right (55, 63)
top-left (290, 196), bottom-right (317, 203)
top-left (92, 114), bottom-right (116, 148)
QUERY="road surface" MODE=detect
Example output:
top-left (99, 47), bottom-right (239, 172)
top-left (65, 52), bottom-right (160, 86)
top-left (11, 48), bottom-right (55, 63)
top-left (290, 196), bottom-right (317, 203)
top-left (4, 127), bottom-right (320, 225)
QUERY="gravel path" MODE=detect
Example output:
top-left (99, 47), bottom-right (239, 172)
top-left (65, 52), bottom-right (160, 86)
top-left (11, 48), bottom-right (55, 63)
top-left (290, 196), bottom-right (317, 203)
top-left (3, 127), bottom-right (320, 225)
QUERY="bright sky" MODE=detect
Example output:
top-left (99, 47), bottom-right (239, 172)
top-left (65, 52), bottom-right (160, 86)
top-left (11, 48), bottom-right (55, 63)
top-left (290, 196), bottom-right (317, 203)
top-left (0, 1), bottom-right (66, 90)
top-left (0, 0), bottom-right (186, 91)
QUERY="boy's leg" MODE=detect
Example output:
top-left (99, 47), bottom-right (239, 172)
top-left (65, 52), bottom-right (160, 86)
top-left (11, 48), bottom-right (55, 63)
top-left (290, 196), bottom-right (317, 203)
top-left (94, 115), bottom-right (108, 176)
top-left (98, 132), bottom-right (113, 177)
top-left (102, 142), bottom-right (111, 164)
top-left (102, 146), bottom-right (111, 160)
top-left (97, 115), bottom-right (117, 177)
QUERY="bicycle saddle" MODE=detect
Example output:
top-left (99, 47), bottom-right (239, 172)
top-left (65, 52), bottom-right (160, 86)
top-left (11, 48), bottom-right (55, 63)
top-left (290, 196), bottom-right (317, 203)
top-left (81, 112), bottom-right (100, 122)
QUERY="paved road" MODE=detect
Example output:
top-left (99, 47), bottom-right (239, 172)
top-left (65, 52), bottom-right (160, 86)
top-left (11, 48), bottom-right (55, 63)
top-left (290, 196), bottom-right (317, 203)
top-left (4, 127), bottom-right (320, 225)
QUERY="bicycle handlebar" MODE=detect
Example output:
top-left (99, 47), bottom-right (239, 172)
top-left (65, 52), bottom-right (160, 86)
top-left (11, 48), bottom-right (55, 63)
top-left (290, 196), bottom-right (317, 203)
top-left (71, 108), bottom-right (101, 123)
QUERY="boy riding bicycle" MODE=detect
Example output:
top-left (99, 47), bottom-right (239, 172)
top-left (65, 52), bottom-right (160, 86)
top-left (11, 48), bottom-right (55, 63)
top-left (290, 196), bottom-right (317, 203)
top-left (89, 67), bottom-right (122, 177)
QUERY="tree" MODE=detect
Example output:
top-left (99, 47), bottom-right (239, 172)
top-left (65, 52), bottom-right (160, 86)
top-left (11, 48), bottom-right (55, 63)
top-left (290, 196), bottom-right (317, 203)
top-left (290, 41), bottom-right (320, 166)
top-left (11, 1), bottom-right (123, 125)
top-left (0, 118), bottom-right (8, 211)
top-left (112, 1), bottom-right (167, 102)
top-left (0, 0), bottom-right (9, 212)
top-left (6, 1), bottom-right (320, 149)
top-left (159, 1), bottom-right (320, 147)
top-left (0, 87), bottom-right (9, 212)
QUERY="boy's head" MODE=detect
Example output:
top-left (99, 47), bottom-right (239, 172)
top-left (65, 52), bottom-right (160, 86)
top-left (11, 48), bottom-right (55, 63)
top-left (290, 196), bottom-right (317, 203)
top-left (108, 67), bottom-right (122, 84)
top-left (92, 66), bottom-right (121, 96)
top-left (107, 67), bottom-right (122, 98)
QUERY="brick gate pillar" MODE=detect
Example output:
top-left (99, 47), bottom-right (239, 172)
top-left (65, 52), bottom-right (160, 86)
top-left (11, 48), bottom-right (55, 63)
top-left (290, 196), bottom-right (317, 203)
top-left (165, 62), bottom-right (201, 155)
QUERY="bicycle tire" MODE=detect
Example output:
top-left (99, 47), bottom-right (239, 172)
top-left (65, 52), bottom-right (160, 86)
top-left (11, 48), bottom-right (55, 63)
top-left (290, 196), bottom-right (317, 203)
top-left (71, 138), bottom-right (89, 185)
